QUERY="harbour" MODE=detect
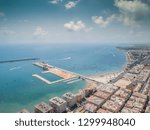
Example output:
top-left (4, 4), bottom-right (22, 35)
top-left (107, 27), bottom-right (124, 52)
top-left (32, 62), bottom-right (102, 85)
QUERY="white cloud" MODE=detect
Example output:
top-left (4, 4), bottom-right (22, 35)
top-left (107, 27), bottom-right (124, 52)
top-left (115, 0), bottom-right (150, 26)
top-left (33, 26), bottom-right (48, 37)
top-left (92, 15), bottom-right (115, 28)
top-left (65, 1), bottom-right (79, 9)
top-left (49, 0), bottom-right (62, 4)
top-left (64, 21), bottom-right (85, 31)
top-left (91, 0), bottom-right (150, 28)
top-left (0, 12), bottom-right (5, 17)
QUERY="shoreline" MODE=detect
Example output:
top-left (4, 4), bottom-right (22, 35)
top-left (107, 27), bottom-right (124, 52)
top-left (87, 71), bottom-right (122, 84)
top-left (85, 50), bottom-right (128, 84)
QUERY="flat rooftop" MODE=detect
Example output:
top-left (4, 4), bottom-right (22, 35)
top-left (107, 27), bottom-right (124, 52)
top-left (49, 97), bottom-right (66, 106)
top-left (35, 102), bottom-right (53, 113)
top-left (86, 95), bottom-right (104, 107)
top-left (63, 92), bottom-right (75, 99)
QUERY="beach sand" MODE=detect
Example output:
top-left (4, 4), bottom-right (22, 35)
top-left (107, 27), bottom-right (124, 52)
top-left (89, 72), bottom-right (121, 84)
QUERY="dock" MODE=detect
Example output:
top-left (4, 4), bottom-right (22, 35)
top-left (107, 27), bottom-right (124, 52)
top-left (33, 62), bottom-right (76, 79)
top-left (33, 74), bottom-right (78, 85)
top-left (32, 74), bottom-right (51, 84)
top-left (32, 62), bottom-right (103, 85)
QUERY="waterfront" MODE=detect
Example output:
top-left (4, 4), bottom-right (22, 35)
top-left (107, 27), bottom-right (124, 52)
top-left (0, 44), bottom-right (126, 112)
top-left (27, 46), bottom-right (150, 113)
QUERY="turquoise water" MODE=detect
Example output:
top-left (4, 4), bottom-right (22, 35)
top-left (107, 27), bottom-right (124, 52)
top-left (0, 44), bottom-right (126, 112)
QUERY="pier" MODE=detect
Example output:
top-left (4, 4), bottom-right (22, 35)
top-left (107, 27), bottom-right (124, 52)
top-left (33, 62), bottom-right (103, 85)
top-left (32, 74), bottom-right (51, 84)
top-left (32, 74), bottom-right (79, 85)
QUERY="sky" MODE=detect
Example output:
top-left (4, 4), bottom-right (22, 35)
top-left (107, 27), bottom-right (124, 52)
top-left (0, 0), bottom-right (150, 44)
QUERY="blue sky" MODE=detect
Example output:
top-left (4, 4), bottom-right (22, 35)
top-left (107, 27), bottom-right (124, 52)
top-left (0, 0), bottom-right (150, 44)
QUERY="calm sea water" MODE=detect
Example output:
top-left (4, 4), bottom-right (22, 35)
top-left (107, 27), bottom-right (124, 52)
top-left (0, 43), bottom-right (126, 112)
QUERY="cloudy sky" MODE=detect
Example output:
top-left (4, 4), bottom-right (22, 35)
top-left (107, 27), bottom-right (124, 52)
top-left (0, 0), bottom-right (150, 44)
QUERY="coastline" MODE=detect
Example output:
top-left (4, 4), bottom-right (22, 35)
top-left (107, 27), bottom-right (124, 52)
top-left (86, 50), bottom-right (128, 84)
top-left (88, 71), bottom-right (122, 84)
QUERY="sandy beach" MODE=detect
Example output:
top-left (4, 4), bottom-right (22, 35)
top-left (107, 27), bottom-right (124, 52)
top-left (88, 72), bottom-right (122, 84)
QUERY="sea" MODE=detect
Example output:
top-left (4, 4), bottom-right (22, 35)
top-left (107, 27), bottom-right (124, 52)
top-left (0, 43), bottom-right (126, 112)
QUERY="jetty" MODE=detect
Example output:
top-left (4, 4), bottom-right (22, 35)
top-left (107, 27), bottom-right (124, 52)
top-left (0, 58), bottom-right (40, 64)
top-left (32, 74), bottom-right (51, 84)
top-left (32, 74), bottom-right (79, 85)
top-left (32, 62), bottom-right (102, 85)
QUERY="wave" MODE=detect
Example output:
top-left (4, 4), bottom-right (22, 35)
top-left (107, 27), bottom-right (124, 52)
top-left (59, 57), bottom-right (71, 61)
top-left (9, 66), bottom-right (22, 71)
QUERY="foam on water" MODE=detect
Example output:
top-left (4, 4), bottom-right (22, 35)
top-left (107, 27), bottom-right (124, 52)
top-left (9, 66), bottom-right (22, 71)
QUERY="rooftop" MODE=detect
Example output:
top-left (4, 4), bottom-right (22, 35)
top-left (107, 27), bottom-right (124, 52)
top-left (49, 97), bottom-right (67, 106)
top-left (34, 102), bottom-right (53, 113)
top-left (63, 92), bottom-right (75, 99)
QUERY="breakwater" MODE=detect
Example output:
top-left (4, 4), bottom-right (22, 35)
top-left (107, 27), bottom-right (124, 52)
top-left (0, 58), bottom-right (40, 64)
